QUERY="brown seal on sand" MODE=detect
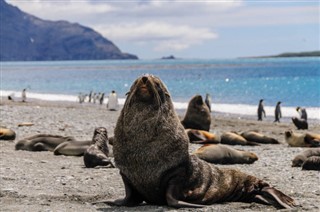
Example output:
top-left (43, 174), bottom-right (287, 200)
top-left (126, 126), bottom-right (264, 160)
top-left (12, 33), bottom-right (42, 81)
top-left (53, 139), bottom-right (91, 156)
top-left (15, 134), bottom-right (75, 151)
top-left (240, 131), bottom-right (279, 144)
top-left (292, 148), bottom-right (320, 170)
top-left (193, 144), bottom-right (258, 164)
top-left (304, 133), bottom-right (320, 147)
top-left (302, 156), bottom-right (320, 170)
top-left (104, 74), bottom-right (296, 209)
top-left (186, 129), bottom-right (220, 144)
top-left (83, 127), bottom-right (114, 168)
top-left (181, 95), bottom-right (211, 131)
top-left (221, 131), bottom-right (259, 146)
top-left (292, 117), bottom-right (308, 130)
top-left (285, 130), bottom-right (319, 147)
top-left (0, 128), bottom-right (16, 140)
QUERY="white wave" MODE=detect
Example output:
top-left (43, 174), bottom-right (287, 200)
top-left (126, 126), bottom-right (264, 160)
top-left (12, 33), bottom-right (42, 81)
top-left (1, 90), bottom-right (319, 120)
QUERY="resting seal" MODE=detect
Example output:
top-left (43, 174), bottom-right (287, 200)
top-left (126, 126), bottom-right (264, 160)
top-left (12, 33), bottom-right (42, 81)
top-left (181, 95), bottom-right (211, 131)
top-left (185, 129), bottom-right (220, 144)
top-left (193, 144), bottom-right (258, 164)
top-left (240, 131), bottom-right (279, 144)
top-left (15, 134), bottom-right (75, 151)
top-left (301, 156), bottom-right (320, 170)
top-left (304, 133), bottom-right (320, 147)
top-left (106, 74), bottom-right (296, 209)
top-left (292, 117), bottom-right (308, 130)
top-left (53, 139), bottom-right (91, 156)
top-left (285, 130), bottom-right (319, 147)
top-left (83, 127), bottom-right (114, 168)
top-left (221, 132), bottom-right (259, 146)
top-left (0, 128), bottom-right (16, 140)
top-left (292, 148), bottom-right (320, 170)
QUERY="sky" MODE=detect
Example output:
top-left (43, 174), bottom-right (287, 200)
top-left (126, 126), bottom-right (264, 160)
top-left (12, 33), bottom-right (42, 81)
top-left (6, 0), bottom-right (320, 59)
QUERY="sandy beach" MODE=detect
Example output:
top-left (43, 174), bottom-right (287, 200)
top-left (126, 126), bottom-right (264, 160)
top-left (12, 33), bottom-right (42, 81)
top-left (1, 99), bottom-right (319, 212)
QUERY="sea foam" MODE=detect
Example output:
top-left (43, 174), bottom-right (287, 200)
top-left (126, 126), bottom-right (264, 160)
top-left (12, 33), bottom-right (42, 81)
top-left (1, 90), bottom-right (319, 120)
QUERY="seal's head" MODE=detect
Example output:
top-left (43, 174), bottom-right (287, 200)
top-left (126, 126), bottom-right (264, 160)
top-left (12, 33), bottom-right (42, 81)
top-left (125, 74), bottom-right (170, 108)
top-left (285, 130), bottom-right (293, 138)
top-left (243, 152), bottom-right (259, 163)
top-left (191, 95), bottom-right (204, 106)
top-left (292, 155), bottom-right (306, 167)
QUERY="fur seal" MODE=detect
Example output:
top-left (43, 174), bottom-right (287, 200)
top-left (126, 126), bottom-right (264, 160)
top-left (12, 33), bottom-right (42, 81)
top-left (15, 134), bottom-right (75, 151)
top-left (304, 133), bottom-right (320, 147)
top-left (193, 144), bottom-right (258, 164)
top-left (185, 129), bottom-right (220, 144)
top-left (0, 128), bottom-right (16, 140)
top-left (274, 101), bottom-right (282, 123)
top-left (181, 95), bottom-right (211, 131)
top-left (83, 127), bottom-right (114, 168)
top-left (292, 148), bottom-right (320, 170)
top-left (106, 74), bottom-right (296, 209)
top-left (292, 117), bottom-right (308, 130)
top-left (257, 99), bottom-right (266, 121)
top-left (301, 156), bottom-right (320, 170)
top-left (53, 139), bottom-right (91, 156)
top-left (221, 132), bottom-right (259, 146)
top-left (285, 130), bottom-right (319, 147)
top-left (240, 131), bottom-right (279, 144)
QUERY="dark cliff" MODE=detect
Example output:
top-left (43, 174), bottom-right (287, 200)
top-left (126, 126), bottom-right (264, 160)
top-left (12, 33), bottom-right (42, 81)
top-left (0, 0), bottom-right (138, 61)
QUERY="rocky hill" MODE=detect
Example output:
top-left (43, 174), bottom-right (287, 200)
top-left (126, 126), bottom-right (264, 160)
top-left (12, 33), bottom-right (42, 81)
top-left (0, 0), bottom-right (138, 61)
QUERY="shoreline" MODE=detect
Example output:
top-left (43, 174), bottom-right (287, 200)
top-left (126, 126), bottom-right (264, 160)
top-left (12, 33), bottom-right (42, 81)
top-left (1, 98), bottom-right (320, 211)
top-left (1, 97), bottom-right (319, 124)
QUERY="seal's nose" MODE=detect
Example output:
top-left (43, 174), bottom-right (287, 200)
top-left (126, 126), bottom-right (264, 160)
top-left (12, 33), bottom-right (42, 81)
top-left (142, 76), bottom-right (148, 84)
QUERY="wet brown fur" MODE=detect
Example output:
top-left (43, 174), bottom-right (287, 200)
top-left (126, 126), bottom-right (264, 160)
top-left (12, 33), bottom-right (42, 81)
top-left (193, 144), bottom-right (258, 164)
top-left (241, 131), bottom-right (279, 144)
top-left (221, 132), bottom-right (259, 146)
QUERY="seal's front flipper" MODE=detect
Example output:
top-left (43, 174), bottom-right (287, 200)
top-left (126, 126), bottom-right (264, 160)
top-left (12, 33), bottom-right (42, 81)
top-left (113, 173), bottom-right (143, 206)
top-left (254, 187), bottom-right (297, 209)
top-left (166, 183), bottom-right (204, 208)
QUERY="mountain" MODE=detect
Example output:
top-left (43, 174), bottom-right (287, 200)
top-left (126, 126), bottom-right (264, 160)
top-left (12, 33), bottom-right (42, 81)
top-left (244, 51), bottom-right (320, 59)
top-left (0, 0), bottom-right (138, 61)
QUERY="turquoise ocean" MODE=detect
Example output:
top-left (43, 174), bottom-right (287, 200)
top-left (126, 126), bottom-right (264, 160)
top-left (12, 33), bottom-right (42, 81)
top-left (1, 57), bottom-right (319, 119)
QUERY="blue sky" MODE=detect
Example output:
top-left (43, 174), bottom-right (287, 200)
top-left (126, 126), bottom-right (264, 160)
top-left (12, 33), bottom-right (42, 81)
top-left (7, 0), bottom-right (320, 59)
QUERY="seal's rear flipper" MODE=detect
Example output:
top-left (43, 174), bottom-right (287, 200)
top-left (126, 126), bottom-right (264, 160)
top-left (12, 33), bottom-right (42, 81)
top-left (166, 183), bottom-right (204, 208)
top-left (254, 187), bottom-right (297, 209)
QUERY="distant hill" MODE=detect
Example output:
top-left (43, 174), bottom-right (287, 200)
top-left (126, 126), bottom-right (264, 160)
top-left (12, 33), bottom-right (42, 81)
top-left (0, 0), bottom-right (138, 61)
top-left (248, 51), bottom-right (320, 59)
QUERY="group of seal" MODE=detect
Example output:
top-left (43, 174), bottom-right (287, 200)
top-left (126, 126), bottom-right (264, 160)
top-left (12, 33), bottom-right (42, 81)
top-left (15, 129), bottom-right (114, 168)
top-left (291, 148), bottom-right (320, 170)
top-left (181, 95), bottom-right (211, 131)
top-left (186, 129), bottom-right (279, 146)
top-left (104, 75), bottom-right (296, 209)
top-left (15, 134), bottom-right (75, 151)
top-left (285, 130), bottom-right (320, 147)
top-left (193, 144), bottom-right (258, 164)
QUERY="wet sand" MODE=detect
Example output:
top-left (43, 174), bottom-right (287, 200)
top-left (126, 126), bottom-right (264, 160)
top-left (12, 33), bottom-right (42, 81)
top-left (1, 99), bottom-right (319, 211)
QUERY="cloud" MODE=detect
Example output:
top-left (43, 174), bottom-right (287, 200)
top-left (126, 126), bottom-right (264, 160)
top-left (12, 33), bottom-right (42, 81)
top-left (95, 22), bottom-right (218, 51)
top-left (6, 0), bottom-right (319, 54)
